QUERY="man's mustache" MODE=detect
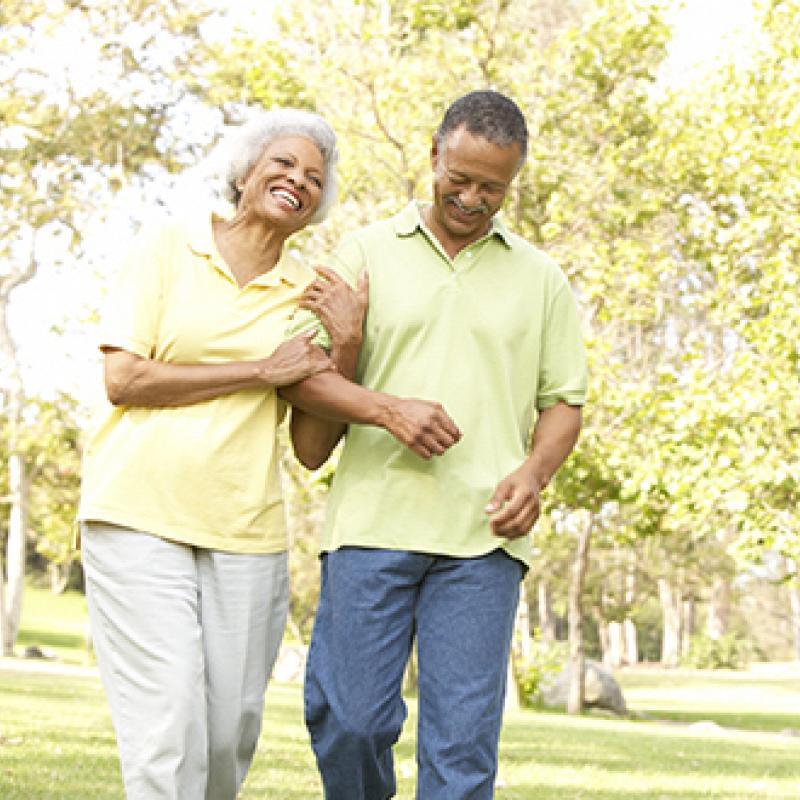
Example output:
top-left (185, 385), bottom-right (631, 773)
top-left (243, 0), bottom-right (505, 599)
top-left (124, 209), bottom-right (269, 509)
top-left (448, 196), bottom-right (489, 215)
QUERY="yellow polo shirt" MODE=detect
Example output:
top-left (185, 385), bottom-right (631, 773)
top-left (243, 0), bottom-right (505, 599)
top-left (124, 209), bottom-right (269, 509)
top-left (78, 209), bottom-right (313, 553)
top-left (293, 202), bottom-right (587, 565)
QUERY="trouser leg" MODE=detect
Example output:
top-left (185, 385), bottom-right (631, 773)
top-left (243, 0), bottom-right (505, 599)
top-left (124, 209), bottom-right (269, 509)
top-left (82, 522), bottom-right (208, 800)
top-left (415, 550), bottom-right (523, 800)
top-left (200, 549), bottom-right (289, 800)
top-left (305, 548), bottom-right (426, 800)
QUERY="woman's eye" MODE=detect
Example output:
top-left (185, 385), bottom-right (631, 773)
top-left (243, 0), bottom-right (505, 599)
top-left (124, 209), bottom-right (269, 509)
top-left (310, 176), bottom-right (323, 188)
top-left (274, 157), bottom-right (292, 166)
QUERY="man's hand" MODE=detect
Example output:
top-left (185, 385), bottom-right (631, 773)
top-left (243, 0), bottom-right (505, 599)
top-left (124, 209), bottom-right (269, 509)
top-left (485, 463), bottom-right (543, 539)
top-left (260, 332), bottom-right (333, 387)
top-left (380, 397), bottom-right (461, 460)
top-left (299, 267), bottom-right (369, 352)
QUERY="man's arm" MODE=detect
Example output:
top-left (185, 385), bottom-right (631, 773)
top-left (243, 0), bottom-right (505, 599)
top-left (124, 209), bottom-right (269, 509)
top-left (288, 268), bottom-right (367, 468)
top-left (484, 402), bottom-right (582, 538)
top-left (282, 370), bottom-right (462, 465)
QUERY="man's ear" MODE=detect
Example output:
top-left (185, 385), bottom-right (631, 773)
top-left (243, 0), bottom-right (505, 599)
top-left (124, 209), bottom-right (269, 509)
top-left (430, 135), bottom-right (440, 170)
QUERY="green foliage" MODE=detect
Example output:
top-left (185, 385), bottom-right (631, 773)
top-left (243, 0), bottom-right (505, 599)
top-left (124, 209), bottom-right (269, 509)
top-left (681, 633), bottom-right (752, 671)
top-left (514, 632), bottom-right (568, 708)
top-left (0, 396), bottom-right (82, 568)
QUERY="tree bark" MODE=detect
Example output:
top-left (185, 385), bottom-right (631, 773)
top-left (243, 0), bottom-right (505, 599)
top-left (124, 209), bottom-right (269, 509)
top-left (658, 578), bottom-right (681, 667)
top-left (681, 596), bottom-right (696, 654)
top-left (0, 241), bottom-right (38, 657)
top-left (788, 581), bottom-right (800, 663)
top-left (607, 621), bottom-right (624, 668)
top-left (505, 587), bottom-right (526, 712)
top-left (537, 580), bottom-right (557, 643)
top-left (623, 618), bottom-right (638, 665)
top-left (707, 576), bottom-right (731, 640)
top-left (623, 569), bottom-right (638, 665)
top-left (2, 450), bottom-right (28, 656)
top-left (567, 512), bottom-right (592, 715)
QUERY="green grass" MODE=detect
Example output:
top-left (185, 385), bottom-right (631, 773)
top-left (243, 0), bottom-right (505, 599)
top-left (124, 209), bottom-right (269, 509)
top-left (1, 669), bottom-right (799, 799)
top-left (619, 665), bottom-right (800, 734)
top-left (3, 586), bottom-right (799, 798)
top-left (14, 582), bottom-right (90, 665)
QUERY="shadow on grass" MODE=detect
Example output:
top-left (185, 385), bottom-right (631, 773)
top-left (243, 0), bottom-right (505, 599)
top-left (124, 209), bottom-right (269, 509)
top-left (17, 628), bottom-right (85, 652)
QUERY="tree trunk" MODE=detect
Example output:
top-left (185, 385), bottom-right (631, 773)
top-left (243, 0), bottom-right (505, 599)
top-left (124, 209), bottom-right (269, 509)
top-left (1, 253), bottom-right (38, 657)
top-left (606, 621), bottom-right (624, 668)
top-left (623, 619), bottom-right (638, 665)
top-left (707, 576), bottom-right (731, 640)
top-left (537, 580), bottom-right (556, 643)
top-left (623, 569), bottom-right (638, 665)
top-left (596, 612), bottom-right (610, 666)
top-left (504, 653), bottom-right (519, 712)
top-left (0, 542), bottom-right (6, 656)
top-left (658, 578), bottom-right (681, 667)
top-left (788, 582), bottom-right (800, 663)
top-left (567, 512), bottom-right (592, 715)
top-left (505, 587), bottom-right (526, 712)
top-left (49, 559), bottom-right (73, 595)
top-left (3, 450), bottom-right (28, 656)
top-left (681, 596), bottom-right (696, 654)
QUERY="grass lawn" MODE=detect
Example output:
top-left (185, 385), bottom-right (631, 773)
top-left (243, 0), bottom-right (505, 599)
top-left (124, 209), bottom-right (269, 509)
top-left (2, 583), bottom-right (799, 798)
top-left (618, 664), bottom-right (800, 734)
top-left (13, 582), bottom-right (90, 665)
top-left (1, 668), bottom-right (798, 799)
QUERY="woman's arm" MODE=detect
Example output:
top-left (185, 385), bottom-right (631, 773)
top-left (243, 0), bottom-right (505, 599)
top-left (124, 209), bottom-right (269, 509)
top-left (104, 332), bottom-right (331, 408)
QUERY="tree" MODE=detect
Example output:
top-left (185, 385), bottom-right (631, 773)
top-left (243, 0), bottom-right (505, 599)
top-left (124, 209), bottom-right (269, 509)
top-left (0, 0), bottom-right (211, 654)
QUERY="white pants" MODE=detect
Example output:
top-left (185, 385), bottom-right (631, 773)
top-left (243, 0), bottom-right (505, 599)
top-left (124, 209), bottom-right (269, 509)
top-left (81, 522), bottom-right (289, 800)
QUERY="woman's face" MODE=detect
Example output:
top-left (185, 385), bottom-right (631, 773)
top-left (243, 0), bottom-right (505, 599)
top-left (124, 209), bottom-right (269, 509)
top-left (236, 135), bottom-right (326, 233)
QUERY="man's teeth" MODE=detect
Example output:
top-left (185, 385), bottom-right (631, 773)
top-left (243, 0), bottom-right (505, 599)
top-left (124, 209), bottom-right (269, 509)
top-left (271, 188), bottom-right (300, 209)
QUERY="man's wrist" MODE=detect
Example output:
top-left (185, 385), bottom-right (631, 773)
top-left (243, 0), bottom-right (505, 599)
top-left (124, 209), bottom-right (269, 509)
top-left (521, 458), bottom-right (548, 492)
top-left (368, 392), bottom-right (397, 430)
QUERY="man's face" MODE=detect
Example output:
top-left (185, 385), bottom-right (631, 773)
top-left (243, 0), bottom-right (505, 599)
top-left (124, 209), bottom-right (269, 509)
top-left (429, 126), bottom-right (522, 249)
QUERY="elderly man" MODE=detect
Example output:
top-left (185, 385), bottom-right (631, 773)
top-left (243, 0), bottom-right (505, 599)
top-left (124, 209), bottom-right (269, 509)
top-left (284, 90), bottom-right (587, 800)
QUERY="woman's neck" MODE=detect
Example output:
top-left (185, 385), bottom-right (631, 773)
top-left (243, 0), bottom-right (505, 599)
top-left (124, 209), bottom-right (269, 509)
top-left (212, 213), bottom-right (288, 288)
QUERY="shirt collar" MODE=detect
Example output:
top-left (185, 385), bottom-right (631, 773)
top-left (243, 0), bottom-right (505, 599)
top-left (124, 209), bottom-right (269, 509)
top-left (393, 201), bottom-right (513, 249)
top-left (185, 203), bottom-right (311, 288)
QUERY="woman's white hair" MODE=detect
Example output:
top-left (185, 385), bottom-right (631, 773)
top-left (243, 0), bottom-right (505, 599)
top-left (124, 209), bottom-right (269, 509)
top-left (219, 108), bottom-right (339, 224)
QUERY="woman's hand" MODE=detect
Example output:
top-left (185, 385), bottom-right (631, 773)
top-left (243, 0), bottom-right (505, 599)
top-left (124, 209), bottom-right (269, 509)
top-left (300, 267), bottom-right (369, 354)
top-left (260, 332), bottom-right (333, 387)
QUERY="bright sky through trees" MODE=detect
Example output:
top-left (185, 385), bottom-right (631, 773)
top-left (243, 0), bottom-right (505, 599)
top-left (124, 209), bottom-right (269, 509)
top-left (8, 0), bottom-right (755, 406)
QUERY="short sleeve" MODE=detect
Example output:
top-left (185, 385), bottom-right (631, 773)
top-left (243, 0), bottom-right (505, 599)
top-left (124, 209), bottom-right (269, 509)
top-left (285, 234), bottom-right (367, 350)
top-left (99, 223), bottom-right (170, 357)
top-left (536, 277), bottom-right (588, 409)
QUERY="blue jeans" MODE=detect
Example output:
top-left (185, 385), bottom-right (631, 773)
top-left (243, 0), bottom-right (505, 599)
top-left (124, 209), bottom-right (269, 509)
top-left (304, 547), bottom-right (523, 800)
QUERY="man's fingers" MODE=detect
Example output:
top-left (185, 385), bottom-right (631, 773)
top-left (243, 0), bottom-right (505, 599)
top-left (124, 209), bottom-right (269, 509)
top-left (485, 482), bottom-right (512, 515)
top-left (313, 266), bottom-right (343, 284)
top-left (490, 494), bottom-right (539, 538)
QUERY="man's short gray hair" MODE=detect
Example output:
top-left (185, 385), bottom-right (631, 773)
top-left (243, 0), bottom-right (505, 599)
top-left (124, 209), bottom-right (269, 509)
top-left (435, 91), bottom-right (528, 170)
top-left (220, 108), bottom-right (339, 224)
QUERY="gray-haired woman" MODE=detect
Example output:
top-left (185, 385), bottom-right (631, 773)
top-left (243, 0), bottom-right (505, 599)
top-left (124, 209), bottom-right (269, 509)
top-left (77, 108), bottom-right (364, 799)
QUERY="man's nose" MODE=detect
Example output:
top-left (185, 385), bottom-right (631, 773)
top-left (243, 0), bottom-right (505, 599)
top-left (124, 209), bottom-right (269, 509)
top-left (459, 184), bottom-right (481, 207)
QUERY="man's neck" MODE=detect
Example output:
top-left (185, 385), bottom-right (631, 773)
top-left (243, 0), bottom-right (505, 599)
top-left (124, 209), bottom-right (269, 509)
top-left (420, 204), bottom-right (490, 260)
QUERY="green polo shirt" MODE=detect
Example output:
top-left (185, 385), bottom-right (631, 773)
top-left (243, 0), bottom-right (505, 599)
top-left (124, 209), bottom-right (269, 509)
top-left (299, 201), bottom-right (586, 564)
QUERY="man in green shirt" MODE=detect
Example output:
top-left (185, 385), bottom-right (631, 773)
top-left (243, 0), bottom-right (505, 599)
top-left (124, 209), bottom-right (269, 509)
top-left (284, 90), bottom-right (587, 799)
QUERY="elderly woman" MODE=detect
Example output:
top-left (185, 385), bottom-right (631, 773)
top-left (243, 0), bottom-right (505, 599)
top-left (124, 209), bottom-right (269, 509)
top-left (78, 109), bottom-right (361, 800)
